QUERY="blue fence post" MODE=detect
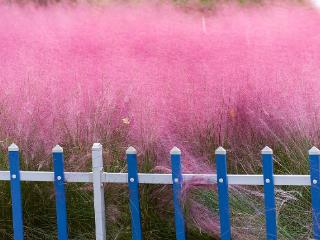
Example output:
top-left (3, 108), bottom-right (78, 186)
top-left (8, 143), bottom-right (24, 240)
top-left (309, 146), bottom-right (320, 239)
top-left (52, 145), bottom-right (68, 240)
top-left (170, 147), bottom-right (186, 240)
top-left (126, 146), bottom-right (142, 240)
top-left (261, 146), bottom-right (277, 240)
top-left (215, 146), bottom-right (231, 240)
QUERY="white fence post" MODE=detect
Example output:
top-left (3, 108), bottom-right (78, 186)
top-left (92, 143), bottom-right (106, 240)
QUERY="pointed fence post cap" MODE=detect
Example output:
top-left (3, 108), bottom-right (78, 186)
top-left (126, 146), bottom-right (137, 154)
top-left (52, 145), bottom-right (63, 153)
top-left (309, 146), bottom-right (320, 155)
top-left (215, 146), bottom-right (226, 155)
top-left (92, 143), bottom-right (102, 150)
top-left (170, 146), bottom-right (181, 155)
top-left (261, 146), bottom-right (273, 154)
top-left (8, 143), bottom-right (19, 151)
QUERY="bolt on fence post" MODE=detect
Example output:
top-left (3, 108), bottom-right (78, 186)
top-left (170, 147), bottom-right (186, 240)
top-left (52, 145), bottom-right (68, 240)
top-left (92, 143), bottom-right (106, 240)
top-left (8, 143), bottom-right (24, 240)
top-left (215, 146), bottom-right (231, 240)
top-left (261, 146), bottom-right (277, 240)
top-left (309, 146), bottom-right (320, 240)
top-left (126, 146), bottom-right (142, 240)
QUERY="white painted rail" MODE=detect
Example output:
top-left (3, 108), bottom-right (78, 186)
top-left (0, 171), bottom-right (311, 186)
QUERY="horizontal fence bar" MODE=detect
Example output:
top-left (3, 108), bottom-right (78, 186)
top-left (0, 171), bottom-right (92, 182)
top-left (0, 171), bottom-right (313, 185)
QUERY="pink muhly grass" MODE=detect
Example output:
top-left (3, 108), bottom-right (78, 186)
top-left (1, 1), bottom-right (320, 237)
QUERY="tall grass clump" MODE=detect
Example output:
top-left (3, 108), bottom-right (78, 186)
top-left (1, 1), bottom-right (320, 239)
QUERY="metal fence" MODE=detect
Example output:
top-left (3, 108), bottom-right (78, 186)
top-left (2, 143), bottom-right (320, 240)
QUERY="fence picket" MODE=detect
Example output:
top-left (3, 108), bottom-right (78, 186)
top-left (92, 143), bottom-right (106, 240)
top-left (170, 147), bottom-right (186, 240)
top-left (309, 146), bottom-right (320, 239)
top-left (8, 143), bottom-right (24, 240)
top-left (261, 146), bottom-right (277, 240)
top-left (215, 146), bottom-right (231, 240)
top-left (126, 146), bottom-right (143, 240)
top-left (53, 145), bottom-right (68, 240)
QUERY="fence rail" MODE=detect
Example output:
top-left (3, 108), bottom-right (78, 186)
top-left (2, 143), bottom-right (320, 240)
top-left (0, 171), bottom-right (314, 185)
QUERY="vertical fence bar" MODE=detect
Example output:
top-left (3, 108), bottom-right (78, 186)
top-left (53, 145), bottom-right (68, 240)
top-left (170, 147), bottom-right (186, 240)
top-left (8, 143), bottom-right (24, 240)
top-left (92, 143), bottom-right (106, 240)
top-left (309, 146), bottom-right (320, 239)
top-left (215, 147), bottom-right (231, 240)
top-left (261, 146), bottom-right (277, 240)
top-left (126, 146), bottom-right (142, 240)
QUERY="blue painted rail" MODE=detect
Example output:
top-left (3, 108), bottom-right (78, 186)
top-left (3, 143), bottom-right (320, 240)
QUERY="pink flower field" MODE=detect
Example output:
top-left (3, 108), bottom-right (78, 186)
top-left (0, 1), bottom-right (320, 238)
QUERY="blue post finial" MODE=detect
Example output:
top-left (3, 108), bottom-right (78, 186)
top-left (8, 143), bottom-right (19, 151)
